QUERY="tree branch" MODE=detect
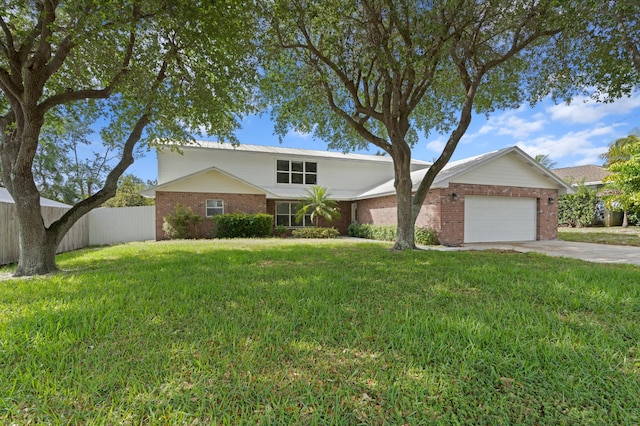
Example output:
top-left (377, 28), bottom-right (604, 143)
top-left (47, 31), bottom-right (174, 242)
top-left (27, 0), bottom-right (56, 75)
top-left (40, 34), bottom-right (74, 84)
top-left (38, 29), bottom-right (136, 114)
top-left (412, 73), bottom-right (482, 216)
top-left (315, 63), bottom-right (390, 152)
top-left (0, 66), bottom-right (22, 100)
top-left (49, 111), bottom-right (150, 243)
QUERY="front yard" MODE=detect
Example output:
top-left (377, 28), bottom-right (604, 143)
top-left (1, 239), bottom-right (638, 424)
top-left (559, 225), bottom-right (640, 246)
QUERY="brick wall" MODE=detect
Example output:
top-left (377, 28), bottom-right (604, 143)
top-left (446, 183), bottom-right (559, 244)
top-left (156, 191), bottom-right (267, 240)
top-left (356, 195), bottom-right (397, 225)
top-left (356, 184), bottom-right (559, 245)
top-left (157, 184), bottom-right (559, 243)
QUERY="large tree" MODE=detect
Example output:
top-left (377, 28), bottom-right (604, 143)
top-left (0, 0), bottom-right (257, 276)
top-left (262, 0), bottom-right (570, 250)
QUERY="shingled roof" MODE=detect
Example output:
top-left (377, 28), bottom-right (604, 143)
top-left (551, 165), bottom-right (611, 185)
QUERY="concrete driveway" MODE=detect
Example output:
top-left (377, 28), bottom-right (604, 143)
top-left (439, 240), bottom-right (640, 266)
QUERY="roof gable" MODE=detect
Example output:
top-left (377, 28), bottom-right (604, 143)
top-left (142, 166), bottom-right (266, 198)
top-left (358, 146), bottom-right (575, 199)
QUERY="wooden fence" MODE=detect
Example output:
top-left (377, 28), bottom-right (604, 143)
top-left (1, 203), bottom-right (155, 266)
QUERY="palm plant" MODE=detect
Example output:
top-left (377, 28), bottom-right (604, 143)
top-left (600, 133), bottom-right (639, 167)
top-left (534, 154), bottom-right (557, 169)
top-left (296, 186), bottom-right (341, 227)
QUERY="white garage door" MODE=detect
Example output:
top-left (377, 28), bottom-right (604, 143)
top-left (464, 196), bottom-right (536, 243)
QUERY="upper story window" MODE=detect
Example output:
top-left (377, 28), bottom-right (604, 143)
top-left (276, 160), bottom-right (317, 185)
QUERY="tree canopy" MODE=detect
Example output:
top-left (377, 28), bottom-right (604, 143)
top-left (262, 0), bottom-right (572, 248)
top-left (602, 135), bottom-right (640, 227)
top-left (601, 133), bottom-right (640, 168)
top-left (0, 0), bottom-right (258, 275)
top-left (102, 174), bottom-right (154, 208)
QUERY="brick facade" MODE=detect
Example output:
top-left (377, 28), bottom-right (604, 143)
top-left (156, 191), bottom-right (267, 240)
top-left (156, 183), bottom-right (559, 244)
top-left (357, 184), bottom-right (559, 245)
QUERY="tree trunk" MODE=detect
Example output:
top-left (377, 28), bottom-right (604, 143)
top-left (623, 210), bottom-right (628, 228)
top-left (16, 222), bottom-right (59, 276)
top-left (4, 112), bottom-right (148, 276)
top-left (12, 173), bottom-right (61, 276)
top-left (391, 145), bottom-right (417, 250)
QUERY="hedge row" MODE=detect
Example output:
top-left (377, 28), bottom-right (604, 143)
top-left (214, 213), bottom-right (273, 238)
top-left (162, 205), bottom-right (274, 239)
top-left (347, 223), bottom-right (439, 245)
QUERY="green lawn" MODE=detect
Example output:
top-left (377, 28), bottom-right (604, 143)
top-left (1, 239), bottom-right (639, 424)
top-left (559, 226), bottom-right (640, 246)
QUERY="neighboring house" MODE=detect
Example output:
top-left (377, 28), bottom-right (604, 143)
top-left (551, 164), bottom-right (617, 225)
top-left (142, 142), bottom-right (574, 245)
top-left (551, 165), bottom-right (611, 191)
top-left (0, 186), bottom-right (71, 208)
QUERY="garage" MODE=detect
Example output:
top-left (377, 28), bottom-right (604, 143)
top-left (464, 196), bottom-right (537, 243)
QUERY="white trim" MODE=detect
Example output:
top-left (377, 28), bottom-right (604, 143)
top-left (141, 166), bottom-right (266, 198)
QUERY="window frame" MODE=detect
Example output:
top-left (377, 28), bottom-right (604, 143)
top-left (276, 159), bottom-right (318, 185)
top-left (275, 201), bottom-right (313, 227)
top-left (205, 199), bottom-right (224, 217)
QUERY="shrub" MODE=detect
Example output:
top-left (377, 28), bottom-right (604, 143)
top-left (214, 213), bottom-right (273, 238)
top-left (292, 227), bottom-right (340, 238)
top-left (347, 222), bottom-right (364, 238)
top-left (348, 223), bottom-right (439, 245)
top-left (348, 223), bottom-right (394, 240)
top-left (627, 205), bottom-right (640, 226)
top-left (415, 227), bottom-right (440, 245)
top-left (558, 183), bottom-right (597, 227)
top-left (162, 204), bottom-right (204, 239)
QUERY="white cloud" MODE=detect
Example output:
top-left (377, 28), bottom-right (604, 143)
top-left (286, 126), bottom-right (315, 139)
top-left (546, 92), bottom-right (640, 125)
top-left (287, 128), bottom-right (313, 139)
top-left (426, 137), bottom-right (446, 153)
top-left (574, 147), bottom-right (609, 166)
top-left (515, 125), bottom-right (616, 163)
top-left (468, 107), bottom-right (547, 140)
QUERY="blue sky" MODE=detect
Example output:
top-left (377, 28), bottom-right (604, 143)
top-left (128, 90), bottom-right (640, 183)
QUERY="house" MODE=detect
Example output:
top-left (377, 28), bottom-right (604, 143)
top-left (142, 142), bottom-right (574, 245)
top-left (551, 164), bottom-right (619, 226)
top-left (0, 186), bottom-right (72, 208)
top-left (551, 165), bottom-right (611, 191)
